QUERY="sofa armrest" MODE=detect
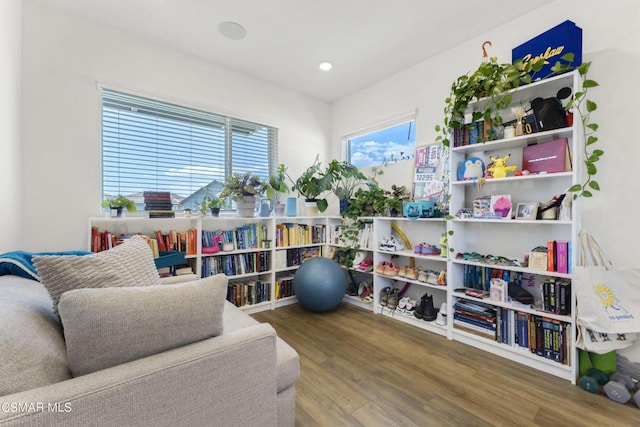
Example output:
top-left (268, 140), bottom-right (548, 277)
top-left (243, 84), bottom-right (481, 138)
top-left (0, 324), bottom-right (278, 427)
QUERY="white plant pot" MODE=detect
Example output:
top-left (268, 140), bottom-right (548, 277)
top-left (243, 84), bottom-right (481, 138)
top-left (304, 200), bottom-right (318, 216)
top-left (236, 196), bottom-right (256, 217)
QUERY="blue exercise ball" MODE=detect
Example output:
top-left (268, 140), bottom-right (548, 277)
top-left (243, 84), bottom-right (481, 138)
top-left (293, 257), bottom-right (346, 312)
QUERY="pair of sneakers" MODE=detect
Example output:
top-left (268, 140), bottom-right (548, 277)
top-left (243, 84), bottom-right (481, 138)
top-left (358, 281), bottom-right (373, 302)
top-left (376, 261), bottom-right (399, 277)
top-left (397, 296), bottom-right (417, 315)
top-left (414, 243), bottom-right (440, 256)
top-left (379, 236), bottom-right (405, 252)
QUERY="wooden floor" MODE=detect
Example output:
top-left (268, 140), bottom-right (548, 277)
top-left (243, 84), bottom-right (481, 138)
top-left (252, 303), bottom-right (639, 427)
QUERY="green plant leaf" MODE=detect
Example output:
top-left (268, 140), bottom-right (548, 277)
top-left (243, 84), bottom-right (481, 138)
top-left (587, 136), bottom-right (598, 145)
top-left (592, 149), bottom-right (604, 157)
top-left (560, 52), bottom-right (575, 63)
top-left (574, 91), bottom-right (585, 100)
top-left (586, 162), bottom-right (597, 175)
top-left (586, 123), bottom-right (599, 131)
top-left (583, 79), bottom-right (599, 88)
top-left (435, 125), bottom-right (441, 131)
top-left (582, 190), bottom-right (593, 197)
top-left (586, 100), bottom-right (597, 112)
top-left (317, 199), bottom-right (328, 212)
top-left (568, 184), bottom-right (582, 192)
top-left (589, 181), bottom-right (600, 191)
top-left (578, 62), bottom-right (592, 75)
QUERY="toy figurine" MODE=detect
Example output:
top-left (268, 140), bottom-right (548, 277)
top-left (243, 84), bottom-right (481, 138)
top-left (487, 154), bottom-right (517, 178)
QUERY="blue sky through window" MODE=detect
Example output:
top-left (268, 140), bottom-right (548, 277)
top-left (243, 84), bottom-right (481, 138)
top-left (348, 120), bottom-right (415, 168)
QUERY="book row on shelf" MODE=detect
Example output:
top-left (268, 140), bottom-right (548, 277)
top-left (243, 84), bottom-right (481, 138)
top-left (202, 252), bottom-right (271, 277)
top-left (275, 223), bottom-right (326, 247)
top-left (454, 299), bottom-right (571, 365)
top-left (202, 223), bottom-right (270, 252)
top-left (226, 280), bottom-right (271, 307)
top-left (275, 246), bottom-right (324, 269)
top-left (275, 276), bottom-right (295, 300)
top-left (90, 227), bottom-right (197, 256)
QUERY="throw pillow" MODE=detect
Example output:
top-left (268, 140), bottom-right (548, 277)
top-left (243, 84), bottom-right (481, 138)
top-left (58, 274), bottom-right (228, 377)
top-left (33, 236), bottom-right (160, 314)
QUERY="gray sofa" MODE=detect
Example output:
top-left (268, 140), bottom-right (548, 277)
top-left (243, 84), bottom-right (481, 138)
top-left (0, 274), bottom-right (299, 426)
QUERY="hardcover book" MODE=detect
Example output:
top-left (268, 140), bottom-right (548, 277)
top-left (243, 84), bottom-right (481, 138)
top-left (522, 138), bottom-right (572, 174)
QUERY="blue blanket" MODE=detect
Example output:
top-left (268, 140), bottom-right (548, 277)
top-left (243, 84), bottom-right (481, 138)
top-left (0, 250), bottom-right (91, 281)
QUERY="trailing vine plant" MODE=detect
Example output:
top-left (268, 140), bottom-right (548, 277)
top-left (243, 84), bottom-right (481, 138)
top-left (434, 53), bottom-right (600, 200)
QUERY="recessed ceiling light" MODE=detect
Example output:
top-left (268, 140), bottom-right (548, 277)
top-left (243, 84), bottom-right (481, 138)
top-left (219, 21), bottom-right (247, 40)
top-left (319, 61), bottom-right (333, 71)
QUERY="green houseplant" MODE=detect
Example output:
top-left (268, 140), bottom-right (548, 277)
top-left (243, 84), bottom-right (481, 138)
top-left (220, 172), bottom-right (272, 217)
top-left (385, 185), bottom-right (411, 216)
top-left (101, 195), bottom-right (136, 217)
top-left (293, 157), bottom-right (332, 214)
top-left (324, 160), bottom-right (368, 213)
top-left (196, 195), bottom-right (225, 217)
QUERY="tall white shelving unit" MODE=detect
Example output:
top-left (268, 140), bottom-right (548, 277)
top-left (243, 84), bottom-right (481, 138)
top-left (447, 70), bottom-right (582, 383)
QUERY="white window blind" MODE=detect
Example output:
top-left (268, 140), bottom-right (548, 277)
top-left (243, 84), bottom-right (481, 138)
top-left (102, 89), bottom-right (277, 205)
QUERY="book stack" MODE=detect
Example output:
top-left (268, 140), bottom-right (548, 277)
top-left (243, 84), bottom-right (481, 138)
top-left (202, 251), bottom-right (271, 277)
top-left (144, 191), bottom-right (174, 218)
top-left (453, 299), bottom-right (496, 337)
top-left (452, 120), bottom-right (492, 147)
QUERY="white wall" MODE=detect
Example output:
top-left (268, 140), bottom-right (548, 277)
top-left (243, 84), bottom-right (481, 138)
top-left (334, 0), bottom-right (639, 264)
top-left (332, 0), bottom-right (640, 359)
top-left (20, 2), bottom-right (331, 251)
top-left (0, 0), bottom-right (22, 252)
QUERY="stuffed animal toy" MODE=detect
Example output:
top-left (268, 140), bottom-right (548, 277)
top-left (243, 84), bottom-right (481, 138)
top-left (487, 154), bottom-right (516, 178)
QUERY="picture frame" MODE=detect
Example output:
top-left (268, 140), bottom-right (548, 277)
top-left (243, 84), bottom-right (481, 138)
top-left (515, 202), bottom-right (539, 220)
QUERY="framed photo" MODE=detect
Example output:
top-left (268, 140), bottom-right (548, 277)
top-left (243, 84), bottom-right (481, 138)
top-left (515, 202), bottom-right (539, 220)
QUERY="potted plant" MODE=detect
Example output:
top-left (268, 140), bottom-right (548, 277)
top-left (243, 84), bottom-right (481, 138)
top-left (293, 156), bottom-right (332, 215)
top-left (196, 195), bottom-right (224, 217)
top-left (101, 195), bottom-right (136, 217)
top-left (385, 185), bottom-right (411, 217)
top-left (268, 163), bottom-right (291, 216)
top-left (219, 172), bottom-right (271, 217)
top-left (324, 160), bottom-right (368, 213)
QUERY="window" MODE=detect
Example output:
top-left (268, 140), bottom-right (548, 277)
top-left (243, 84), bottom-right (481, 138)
top-left (346, 118), bottom-right (416, 168)
top-left (101, 89), bottom-right (277, 209)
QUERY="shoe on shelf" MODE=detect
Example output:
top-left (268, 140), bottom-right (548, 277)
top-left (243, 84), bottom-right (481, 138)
top-left (386, 288), bottom-right (400, 309)
top-left (362, 284), bottom-right (374, 302)
top-left (421, 244), bottom-right (440, 256)
top-left (437, 270), bottom-right (447, 286)
top-left (383, 262), bottom-right (399, 277)
top-left (425, 270), bottom-right (439, 285)
top-left (379, 286), bottom-right (391, 306)
top-left (405, 266), bottom-right (419, 280)
top-left (375, 261), bottom-right (388, 275)
top-left (378, 237), bottom-right (390, 251)
top-left (387, 236), bottom-right (405, 252)
top-left (404, 299), bottom-right (417, 316)
top-left (414, 294), bottom-right (427, 319)
top-left (414, 243), bottom-right (424, 254)
top-left (397, 296), bottom-right (410, 313)
top-left (359, 258), bottom-right (373, 272)
top-left (352, 251), bottom-right (367, 269)
top-left (435, 302), bottom-right (447, 326)
top-left (397, 265), bottom-right (407, 278)
top-left (326, 246), bottom-right (337, 259)
top-left (417, 269), bottom-right (428, 283)
top-left (422, 294), bottom-right (438, 321)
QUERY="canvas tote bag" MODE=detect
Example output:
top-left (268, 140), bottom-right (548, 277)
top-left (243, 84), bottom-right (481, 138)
top-left (574, 230), bottom-right (640, 353)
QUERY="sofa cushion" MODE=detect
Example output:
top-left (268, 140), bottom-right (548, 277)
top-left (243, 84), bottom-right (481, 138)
top-left (33, 236), bottom-right (160, 314)
top-left (59, 274), bottom-right (228, 377)
top-left (0, 276), bottom-right (71, 396)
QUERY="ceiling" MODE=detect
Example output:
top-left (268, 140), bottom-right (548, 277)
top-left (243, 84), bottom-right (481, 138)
top-left (31, 0), bottom-right (554, 103)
